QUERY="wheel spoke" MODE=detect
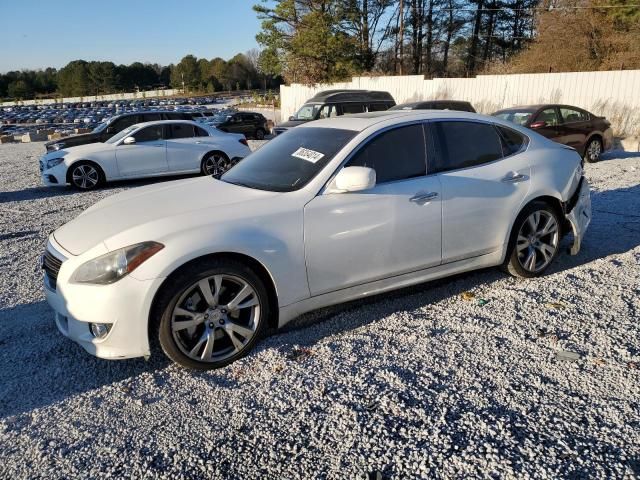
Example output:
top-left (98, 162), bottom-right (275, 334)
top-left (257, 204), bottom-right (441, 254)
top-left (227, 330), bottom-right (245, 351)
top-left (538, 243), bottom-right (555, 262)
top-left (527, 212), bottom-right (540, 232)
top-left (200, 332), bottom-right (215, 361)
top-left (198, 278), bottom-right (217, 307)
top-left (524, 248), bottom-right (537, 271)
top-left (211, 275), bottom-right (223, 306)
top-left (189, 331), bottom-right (208, 357)
top-left (172, 317), bottom-right (203, 331)
top-left (516, 234), bottom-right (529, 252)
top-left (538, 217), bottom-right (557, 236)
top-left (227, 284), bottom-right (254, 311)
top-left (227, 320), bottom-right (254, 339)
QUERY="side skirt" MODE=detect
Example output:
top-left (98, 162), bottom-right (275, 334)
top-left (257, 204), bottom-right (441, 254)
top-left (277, 250), bottom-right (502, 328)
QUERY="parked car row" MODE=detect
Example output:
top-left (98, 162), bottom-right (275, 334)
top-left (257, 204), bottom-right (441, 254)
top-left (42, 109), bottom-right (591, 369)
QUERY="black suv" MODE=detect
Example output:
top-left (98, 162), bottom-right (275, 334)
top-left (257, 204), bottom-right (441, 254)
top-left (212, 112), bottom-right (269, 140)
top-left (390, 100), bottom-right (476, 113)
top-left (44, 111), bottom-right (193, 151)
top-left (273, 90), bottom-right (396, 135)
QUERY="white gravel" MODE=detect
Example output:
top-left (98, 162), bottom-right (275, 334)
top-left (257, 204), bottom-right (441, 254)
top-left (0, 142), bottom-right (639, 479)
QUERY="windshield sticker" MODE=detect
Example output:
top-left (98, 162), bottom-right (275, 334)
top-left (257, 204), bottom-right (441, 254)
top-left (291, 147), bottom-right (325, 163)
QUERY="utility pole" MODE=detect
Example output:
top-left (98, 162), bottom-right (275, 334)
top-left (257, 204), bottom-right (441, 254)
top-left (181, 72), bottom-right (185, 94)
top-left (398, 0), bottom-right (405, 75)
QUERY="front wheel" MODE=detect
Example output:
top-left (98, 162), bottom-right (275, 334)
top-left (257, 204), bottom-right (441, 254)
top-left (503, 202), bottom-right (562, 278)
top-left (584, 138), bottom-right (602, 163)
top-left (201, 151), bottom-right (230, 178)
top-left (254, 128), bottom-right (265, 140)
top-left (157, 259), bottom-right (269, 370)
top-left (69, 161), bottom-right (103, 190)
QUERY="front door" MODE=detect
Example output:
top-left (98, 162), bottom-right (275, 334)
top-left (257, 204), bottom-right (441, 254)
top-left (557, 106), bottom-right (590, 152)
top-left (115, 124), bottom-right (167, 176)
top-left (429, 120), bottom-right (531, 262)
top-left (531, 107), bottom-right (562, 143)
top-left (304, 123), bottom-right (442, 296)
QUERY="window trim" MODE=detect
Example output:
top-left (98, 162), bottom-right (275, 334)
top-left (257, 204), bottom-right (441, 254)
top-left (165, 122), bottom-right (195, 140)
top-left (320, 120), bottom-right (429, 195)
top-left (426, 118), bottom-right (517, 175)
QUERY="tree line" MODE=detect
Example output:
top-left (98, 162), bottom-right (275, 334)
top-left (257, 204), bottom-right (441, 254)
top-left (0, 51), bottom-right (283, 101)
top-left (254, 0), bottom-right (640, 84)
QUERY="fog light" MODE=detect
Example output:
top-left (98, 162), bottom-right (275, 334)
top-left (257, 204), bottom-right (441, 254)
top-left (89, 322), bottom-right (112, 339)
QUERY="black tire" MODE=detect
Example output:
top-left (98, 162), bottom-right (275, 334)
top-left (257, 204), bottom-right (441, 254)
top-left (502, 201), bottom-right (562, 278)
top-left (255, 128), bottom-right (265, 140)
top-left (68, 161), bottom-right (104, 190)
top-left (156, 259), bottom-right (270, 370)
top-left (201, 151), bottom-right (230, 178)
top-left (583, 137), bottom-right (603, 163)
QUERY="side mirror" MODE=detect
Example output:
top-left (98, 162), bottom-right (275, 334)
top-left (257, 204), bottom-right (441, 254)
top-left (530, 121), bottom-right (548, 129)
top-left (122, 136), bottom-right (136, 145)
top-left (289, 116), bottom-right (295, 121)
top-left (332, 166), bottom-right (376, 193)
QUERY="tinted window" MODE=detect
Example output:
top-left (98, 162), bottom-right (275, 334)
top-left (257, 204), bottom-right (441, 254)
top-left (559, 107), bottom-right (589, 123)
top-left (133, 125), bottom-right (163, 143)
top-left (536, 108), bottom-right (560, 126)
top-left (111, 115), bottom-right (139, 132)
top-left (168, 123), bottom-right (194, 139)
top-left (341, 103), bottom-right (365, 114)
top-left (497, 126), bottom-right (527, 157)
top-left (368, 103), bottom-right (390, 112)
top-left (222, 127), bottom-right (357, 192)
top-left (494, 110), bottom-right (534, 126)
top-left (141, 113), bottom-right (162, 122)
top-left (346, 124), bottom-right (426, 183)
top-left (318, 105), bottom-right (336, 119)
top-left (195, 126), bottom-right (209, 137)
top-left (431, 121), bottom-right (503, 173)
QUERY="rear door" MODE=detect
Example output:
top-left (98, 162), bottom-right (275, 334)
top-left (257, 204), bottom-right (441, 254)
top-left (115, 124), bottom-right (167, 176)
top-left (557, 106), bottom-right (590, 152)
top-left (431, 120), bottom-right (531, 262)
top-left (165, 123), bottom-right (204, 172)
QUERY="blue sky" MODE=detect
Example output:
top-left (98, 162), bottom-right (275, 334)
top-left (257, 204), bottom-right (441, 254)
top-left (0, 0), bottom-right (265, 72)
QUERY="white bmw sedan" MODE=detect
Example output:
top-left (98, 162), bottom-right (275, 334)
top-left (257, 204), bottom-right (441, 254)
top-left (43, 111), bottom-right (591, 369)
top-left (39, 120), bottom-right (251, 190)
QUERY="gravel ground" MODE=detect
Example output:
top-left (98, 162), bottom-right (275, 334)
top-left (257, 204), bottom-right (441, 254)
top-left (0, 142), bottom-right (639, 479)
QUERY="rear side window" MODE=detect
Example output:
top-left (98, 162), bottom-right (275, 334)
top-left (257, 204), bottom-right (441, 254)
top-left (167, 123), bottom-right (194, 139)
top-left (559, 107), bottom-right (589, 123)
top-left (431, 121), bottom-right (503, 173)
top-left (497, 126), bottom-right (527, 157)
top-left (141, 113), bottom-right (162, 122)
top-left (111, 115), bottom-right (139, 132)
top-left (341, 103), bottom-right (365, 114)
top-left (367, 103), bottom-right (390, 112)
top-left (346, 124), bottom-right (426, 183)
top-left (195, 126), bottom-right (209, 137)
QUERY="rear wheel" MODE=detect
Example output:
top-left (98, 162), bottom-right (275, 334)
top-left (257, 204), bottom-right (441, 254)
top-left (157, 259), bottom-right (269, 370)
top-left (69, 161), bottom-right (103, 190)
top-left (584, 137), bottom-right (602, 163)
top-left (255, 128), bottom-right (265, 140)
top-left (201, 151), bottom-right (230, 178)
top-left (503, 201), bottom-right (561, 278)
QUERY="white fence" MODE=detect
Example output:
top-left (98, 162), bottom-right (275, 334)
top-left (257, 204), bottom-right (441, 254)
top-left (1, 88), bottom-right (183, 107)
top-left (280, 70), bottom-right (640, 136)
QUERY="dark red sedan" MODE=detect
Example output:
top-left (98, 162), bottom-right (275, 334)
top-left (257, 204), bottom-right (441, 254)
top-left (492, 104), bottom-right (613, 162)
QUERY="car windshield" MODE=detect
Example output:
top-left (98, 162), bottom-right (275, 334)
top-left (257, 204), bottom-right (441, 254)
top-left (106, 126), bottom-right (137, 144)
top-left (493, 110), bottom-right (534, 126)
top-left (292, 103), bottom-right (322, 121)
top-left (92, 122), bottom-right (108, 133)
top-left (212, 114), bottom-right (230, 123)
top-left (221, 127), bottom-right (357, 192)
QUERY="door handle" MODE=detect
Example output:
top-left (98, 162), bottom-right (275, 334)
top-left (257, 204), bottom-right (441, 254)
top-left (195, 141), bottom-right (203, 144)
top-left (410, 192), bottom-right (438, 203)
top-left (501, 172), bottom-right (528, 183)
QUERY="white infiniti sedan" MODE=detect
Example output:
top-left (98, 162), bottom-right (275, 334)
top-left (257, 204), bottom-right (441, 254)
top-left (39, 120), bottom-right (251, 190)
top-left (42, 111), bottom-right (591, 369)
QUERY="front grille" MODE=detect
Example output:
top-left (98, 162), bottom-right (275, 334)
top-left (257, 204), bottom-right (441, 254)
top-left (42, 250), bottom-right (63, 290)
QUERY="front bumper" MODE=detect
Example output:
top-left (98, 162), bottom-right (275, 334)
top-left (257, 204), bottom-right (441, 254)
top-left (565, 177), bottom-right (591, 255)
top-left (40, 158), bottom-right (67, 187)
top-left (43, 238), bottom-right (164, 359)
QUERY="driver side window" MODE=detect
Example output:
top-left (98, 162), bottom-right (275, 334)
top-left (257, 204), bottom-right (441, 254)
top-left (133, 125), bottom-right (163, 143)
top-left (536, 108), bottom-right (559, 126)
top-left (346, 124), bottom-right (427, 184)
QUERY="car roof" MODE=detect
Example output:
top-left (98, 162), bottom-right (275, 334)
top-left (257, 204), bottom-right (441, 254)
top-left (299, 110), bottom-right (504, 132)
top-left (307, 89), bottom-right (395, 103)
top-left (129, 119), bottom-right (202, 129)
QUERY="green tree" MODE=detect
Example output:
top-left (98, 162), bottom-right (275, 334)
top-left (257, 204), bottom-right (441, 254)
top-left (170, 55), bottom-right (201, 91)
top-left (7, 79), bottom-right (32, 99)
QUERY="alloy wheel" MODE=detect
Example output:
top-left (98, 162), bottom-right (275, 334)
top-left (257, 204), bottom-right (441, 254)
top-left (516, 210), bottom-right (559, 273)
top-left (72, 164), bottom-right (99, 189)
top-left (171, 274), bottom-right (261, 363)
top-left (203, 154), bottom-right (229, 177)
top-left (587, 140), bottom-right (602, 162)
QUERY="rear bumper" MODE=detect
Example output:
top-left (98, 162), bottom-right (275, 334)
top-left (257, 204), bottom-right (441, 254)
top-left (603, 128), bottom-right (614, 151)
top-left (565, 177), bottom-right (591, 255)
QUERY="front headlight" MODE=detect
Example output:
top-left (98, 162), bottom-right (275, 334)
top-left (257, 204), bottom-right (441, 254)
top-left (71, 241), bottom-right (164, 285)
top-left (46, 157), bottom-right (65, 169)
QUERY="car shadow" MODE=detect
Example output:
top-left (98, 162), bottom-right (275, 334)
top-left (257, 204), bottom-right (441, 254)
top-left (0, 301), bottom-right (170, 419)
top-left (601, 150), bottom-right (640, 161)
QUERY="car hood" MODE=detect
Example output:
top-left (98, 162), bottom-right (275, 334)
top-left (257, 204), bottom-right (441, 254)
top-left (56, 141), bottom-right (115, 157)
top-left (54, 177), bottom-right (279, 255)
top-left (276, 119), bottom-right (308, 128)
top-left (45, 132), bottom-right (100, 149)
